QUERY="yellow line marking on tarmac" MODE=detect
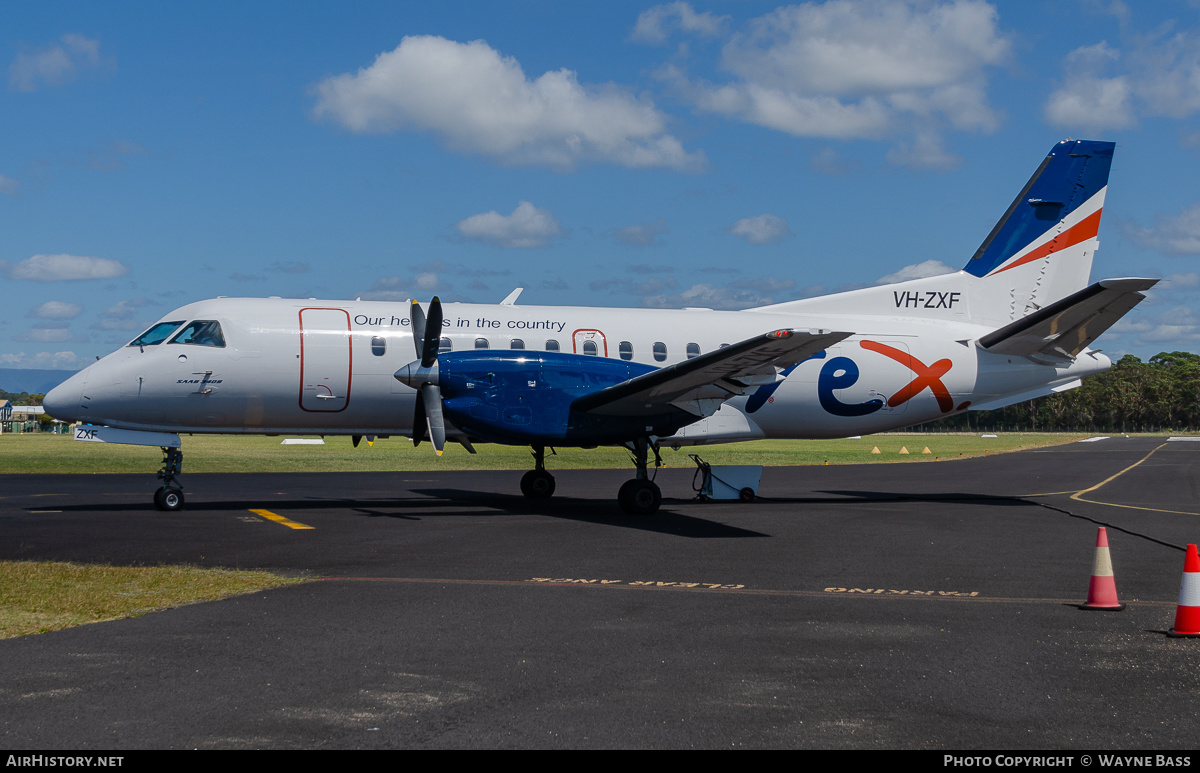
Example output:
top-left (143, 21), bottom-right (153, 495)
top-left (1021, 490), bottom-right (1082, 497)
top-left (1067, 442), bottom-right (1200, 516)
top-left (249, 508), bottom-right (314, 529)
top-left (1027, 443), bottom-right (1200, 516)
top-left (1071, 442), bottom-right (1168, 501)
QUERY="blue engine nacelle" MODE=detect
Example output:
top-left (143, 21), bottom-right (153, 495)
top-left (436, 351), bottom-right (694, 446)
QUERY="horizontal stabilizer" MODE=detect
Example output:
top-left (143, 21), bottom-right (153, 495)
top-left (573, 328), bottom-right (851, 418)
top-left (978, 278), bottom-right (1158, 362)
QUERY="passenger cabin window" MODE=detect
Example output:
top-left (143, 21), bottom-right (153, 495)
top-left (545, 340), bottom-right (560, 352)
top-left (168, 320), bottom-right (226, 348)
top-left (129, 321), bottom-right (185, 347)
top-left (371, 336), bottom-right (386, 356)
top-left (653, 342), bottom-right (667, 362)
top-left (687, 343), bottom-right (700, 359)
top-left (439, 337), bottom-right (452, 353)
top-left (582, 340), bottom-right (597, 356)
top-left (475, 338), bottom-right (489, 350)
top-left (511, 339), bottom-right (525, 350)
top-left (619, 341), bottom-right (633, 361)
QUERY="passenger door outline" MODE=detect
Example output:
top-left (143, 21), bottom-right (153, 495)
top-left (572, 329), bottom-right (607, 357)
top-left (299, 307), bottom-right (352, 413)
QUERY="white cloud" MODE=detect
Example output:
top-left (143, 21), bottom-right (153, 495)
top-left (631, 2), bottom-right (728, 44)
top-left (0, 174), bottom-right (18, 195)
top-left (639, 277), bottom-right (800, 309)
top-left (611, 220), bottom-right (669, 247)
top-left (886, 131), bottom-right (963, 170)
top-left (729, 214), bottom-right (793, 245)
top-left (1044, 42), bottom-right (1135, 132)
top-left (357, 274), bottom-right (451, 302)
top-left (1110, 303), bottom-right (1200, 351)
top-left (589, 276), bottom-right (680, 296)
top-left (311, 35), bottom-right (703, 171)
top-left (1163, 272), bottom-right (1200, 289)
top-left (14, 328), bottom-right (88, 344)
top-left (8, 34), bottom-right (105, 92)
top-left (1125, 203), bottom-right (1200, 256)
top-left (455, 201), bottom-right (564, 248)
top-left (30, 301), bottom-right (83, 320)
top-left (1130, 30), bottom-right (1200, 119)
top-left (1046, 26), bottom-right (1200, 132)
top-left (809, 146), bottom-right (859, 176)
top-left (92, 298), bottom-right (156, 332)
top-left (1, 254), bottom-right (129, 282)
top-left (665, 0), bottom-right (1008, 167)
top-left (874, 260), bottom-right (956, 284)
top-left (0, 351), bottom-right (88, 370)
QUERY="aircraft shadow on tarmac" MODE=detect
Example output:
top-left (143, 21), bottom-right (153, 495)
top-left (44, 491), bottom-right (770, 539)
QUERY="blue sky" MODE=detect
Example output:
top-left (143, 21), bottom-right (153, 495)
top-left (3, 0), bottom-right (1200, 371)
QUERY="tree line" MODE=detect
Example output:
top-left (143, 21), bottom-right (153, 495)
top-left (0, 390), bottom-right (46, 406)
top-left (920, 351), bottom-right (1200, 433)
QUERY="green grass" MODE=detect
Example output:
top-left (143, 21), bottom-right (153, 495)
top-left (0, 431), bottom-right (1087, 474)
top-left (0, 561), bottom-right (305, 639)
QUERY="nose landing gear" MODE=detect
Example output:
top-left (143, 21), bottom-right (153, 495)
top-left (154, 446), bottom-right (185, 511)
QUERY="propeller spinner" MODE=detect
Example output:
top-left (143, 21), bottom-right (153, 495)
top-left (395, 297), bottom-right (446, 455)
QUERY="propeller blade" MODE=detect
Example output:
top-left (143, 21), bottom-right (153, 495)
top-left (412, 387), bottom-right (425, 448)
top-left (421, 383), bottom-right (446, 456)
top-left (410, 300), bottom-right (426, 361)
top-left (422, 296), bottom-right (442, 368)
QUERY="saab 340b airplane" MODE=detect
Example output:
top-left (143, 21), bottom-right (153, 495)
top-left (44, 139), bottom-right (1156, 515)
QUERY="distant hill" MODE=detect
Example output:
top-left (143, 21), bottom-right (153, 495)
top-left (0, 368), bottom-right (79, 395)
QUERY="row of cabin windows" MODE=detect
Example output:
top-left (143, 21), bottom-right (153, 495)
top-left (369, 336), bottom-right (710, 362)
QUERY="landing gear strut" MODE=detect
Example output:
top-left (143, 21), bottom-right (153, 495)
top-left (618, 437), bottom-right (662, 515)
top-left (520, 444), bottom-right (556, 499)
top-left (154, 446), bottom-right (185, 511)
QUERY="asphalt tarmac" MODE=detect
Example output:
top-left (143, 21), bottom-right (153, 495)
top-left (2, 436), bottom-right (1199, 749)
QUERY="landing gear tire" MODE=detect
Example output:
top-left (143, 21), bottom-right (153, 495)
top-left (520, 469), bottom-right (556, 499)
top-left (154, 487), bottom-right (185, 512)
top-left (739, 487), bottom-right (755, 502)
top-left (618, 479), bottom-right (661, 515)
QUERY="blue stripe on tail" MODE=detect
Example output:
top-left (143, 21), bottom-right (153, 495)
top-left (963, 139), bottom-right (1114, 278)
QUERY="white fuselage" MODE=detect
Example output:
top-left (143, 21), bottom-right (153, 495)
top-left (46, 295), bottom-right (1110, 445)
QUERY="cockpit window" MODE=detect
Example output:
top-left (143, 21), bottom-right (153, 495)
top-left (129, 321), bottom-right (185, 347)
top-left (168, 320), bottom-right (226, 347)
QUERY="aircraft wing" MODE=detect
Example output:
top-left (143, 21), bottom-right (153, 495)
top-left (978, 278), bottom-right (1158, 362)
top-left (572, 329), bottom-right (851, 418)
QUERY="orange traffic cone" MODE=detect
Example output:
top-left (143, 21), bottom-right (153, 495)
top-left (1080, 527), bottom-right (1125, 611)
top-left (1168, 544), bottom-right (1200, 638)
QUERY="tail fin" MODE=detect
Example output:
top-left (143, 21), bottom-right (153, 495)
top-left (751, 139), bottom-right (1119, 327)
top-left (966, 139), bottom-right (1114, 321)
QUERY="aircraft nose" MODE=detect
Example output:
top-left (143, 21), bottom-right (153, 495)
top-left (43, 376), bottom-right (82, 423)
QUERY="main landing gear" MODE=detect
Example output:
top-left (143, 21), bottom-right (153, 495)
top-left (617, 437), bottom-right (662, 516)
top-left (519, 439), bottom-right (664, 516)
top-left (154, 446), bottom-right (185, 511)
top-left (520, 444), bottom-right (556, 499)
